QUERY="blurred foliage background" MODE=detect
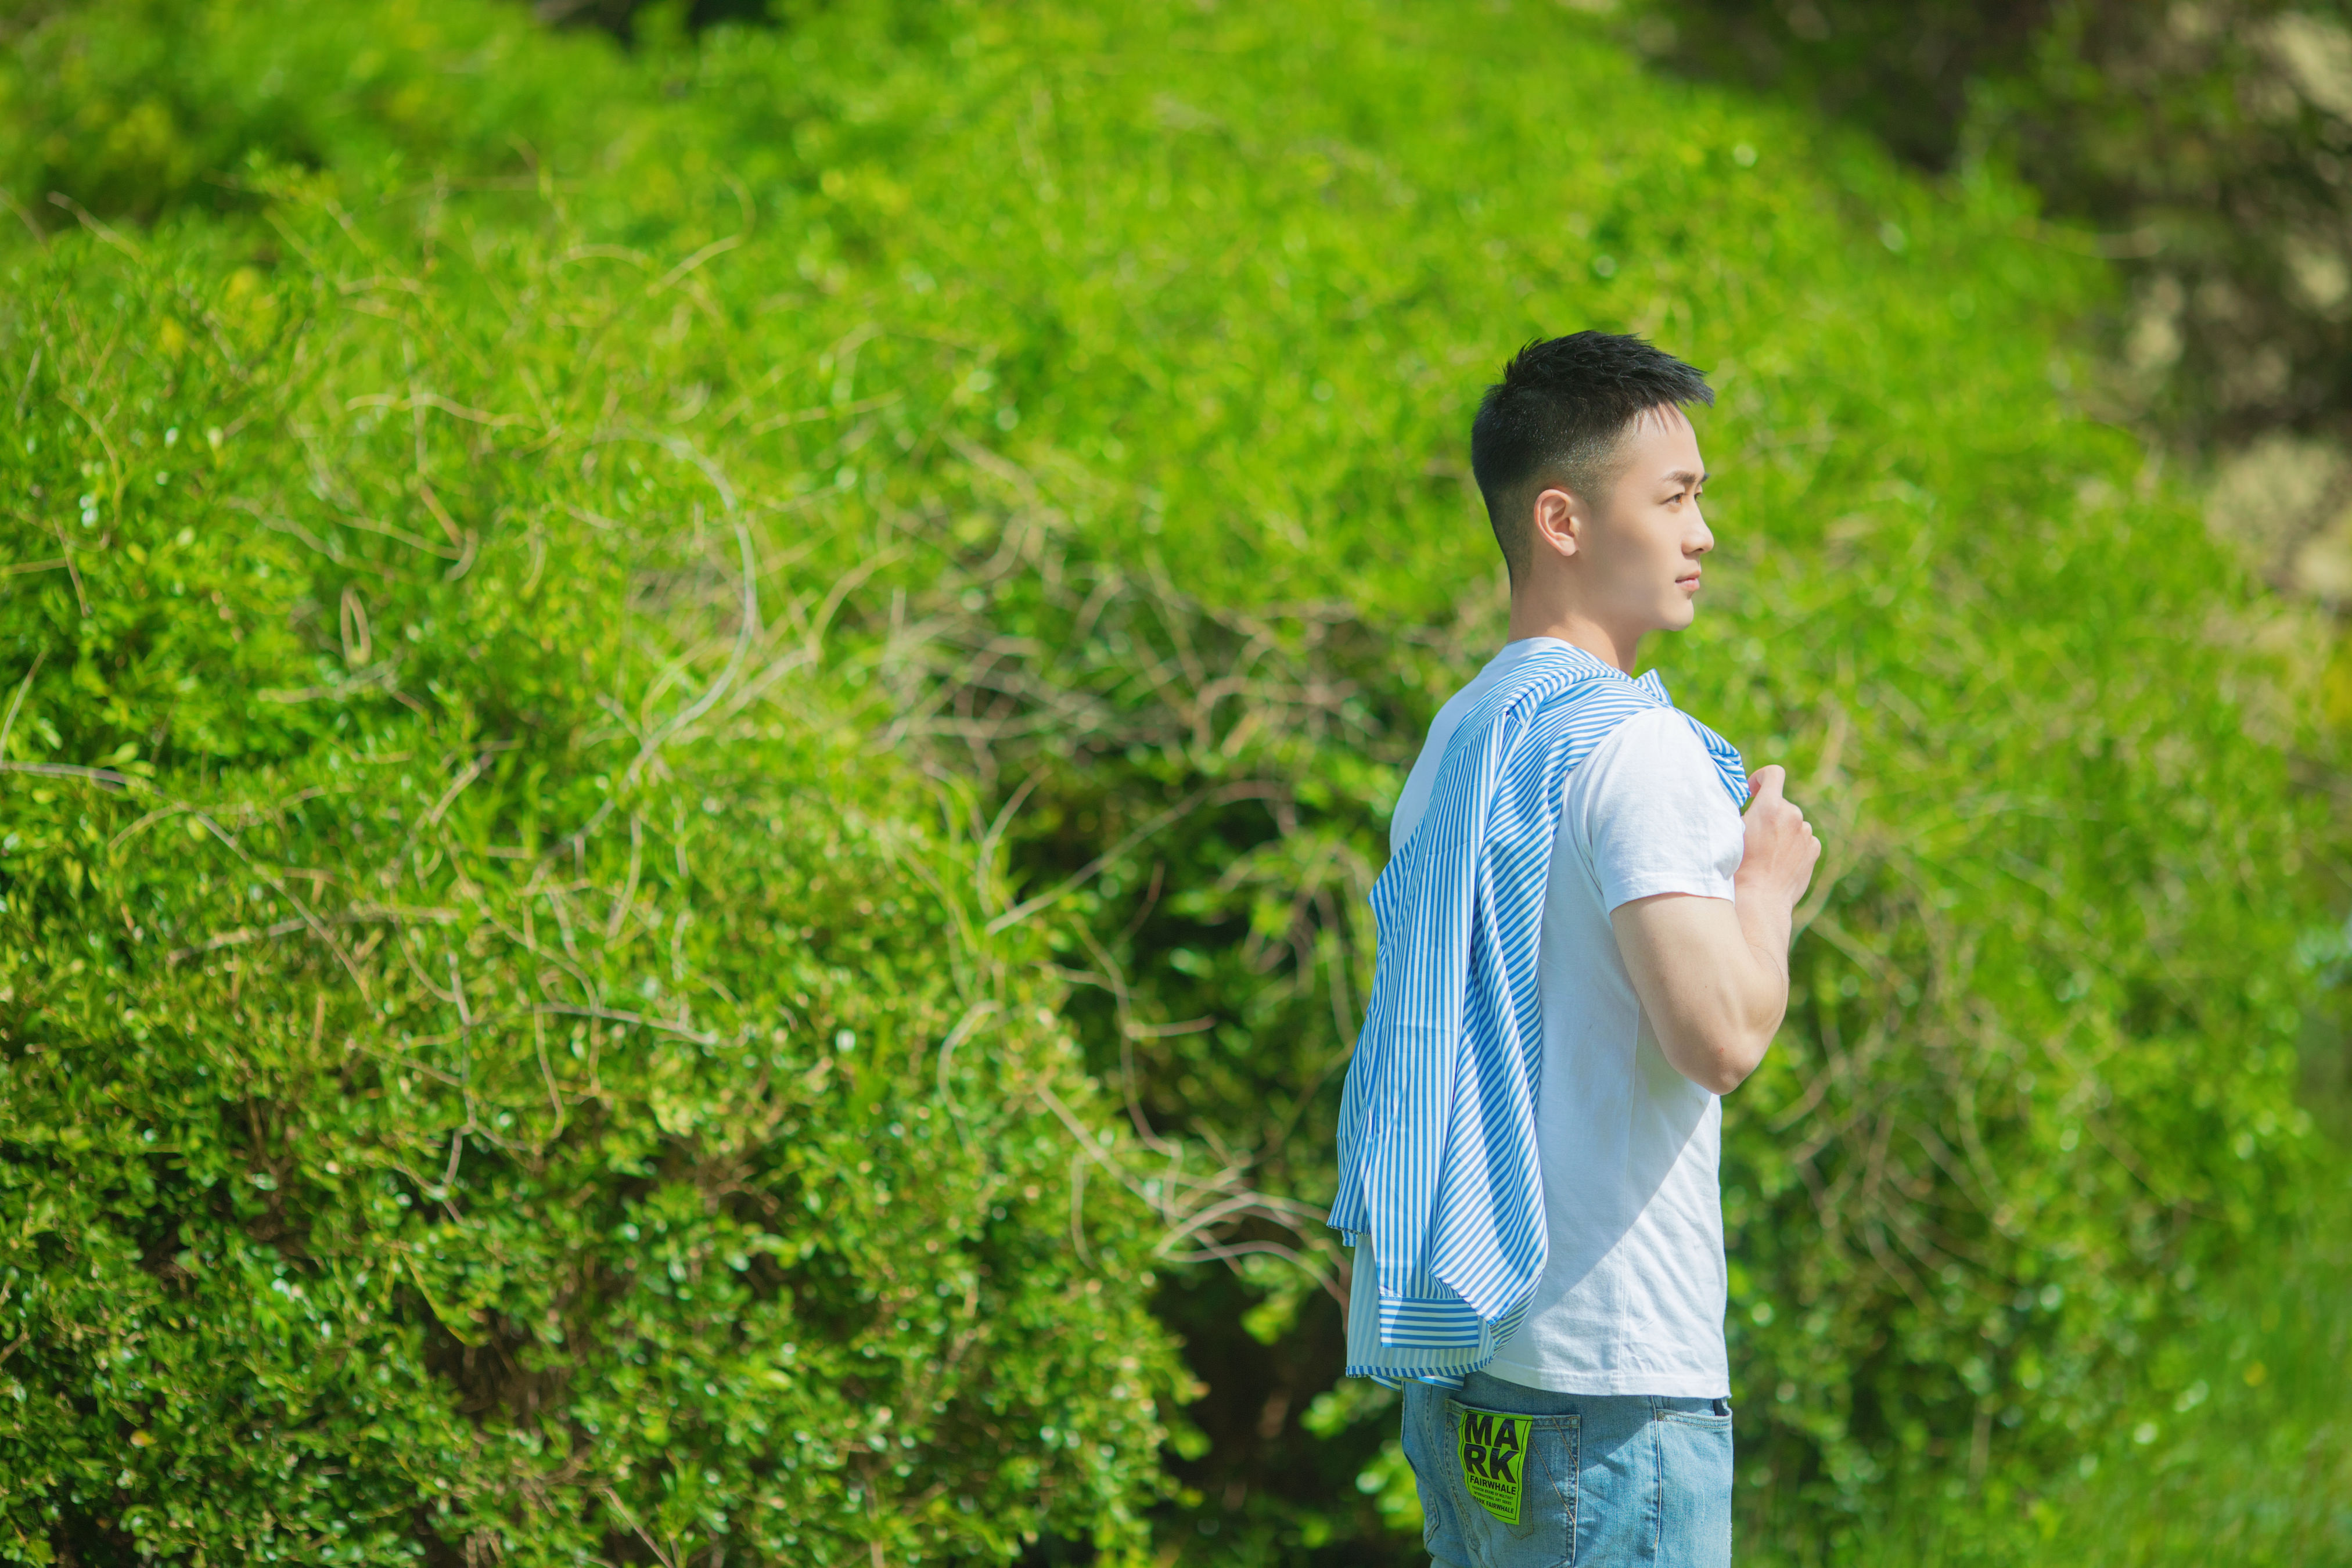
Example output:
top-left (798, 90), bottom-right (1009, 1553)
top-left (1, 1), bottom-right (2347, 1565)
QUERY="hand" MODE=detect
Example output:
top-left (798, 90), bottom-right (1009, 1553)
top-left (1736, 765), bottom-right (1821, 916)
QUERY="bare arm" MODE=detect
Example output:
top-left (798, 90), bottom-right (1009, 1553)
top-left (1609, 765), bottom-right (1820, 1095)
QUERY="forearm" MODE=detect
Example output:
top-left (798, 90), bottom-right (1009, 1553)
top-left (1667, 920), bottom-right (1784, 1091)
top-left (1735, 869), bottom-right (1794, 997)
top-left (1718, 876), bottom-right (1794, 1076)
top-left (1613, 890), bottom-right (1794, 1094)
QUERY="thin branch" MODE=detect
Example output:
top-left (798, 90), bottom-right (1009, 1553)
top-left (984, 781), bottom-right (1283, 935)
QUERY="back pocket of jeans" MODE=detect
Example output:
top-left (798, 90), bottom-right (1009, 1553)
top-left (1445, 1400), bottom-right (1579, 1567)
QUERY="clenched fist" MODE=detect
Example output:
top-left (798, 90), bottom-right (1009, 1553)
top-left (1736, 764), bottom-right (1820, 915)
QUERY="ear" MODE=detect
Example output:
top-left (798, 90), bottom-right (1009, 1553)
top-left (1530, 484), bottom-right (1584, 562)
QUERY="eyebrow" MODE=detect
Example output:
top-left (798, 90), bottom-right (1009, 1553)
top-left (1663, 469), bottom-right (1708, 487)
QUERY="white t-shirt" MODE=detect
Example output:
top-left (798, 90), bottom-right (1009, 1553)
top-left (1388, 638), bottom-right (1745, 1397)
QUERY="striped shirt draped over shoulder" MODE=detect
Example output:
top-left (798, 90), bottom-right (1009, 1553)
top-left (1328, 642), bottom-right (1748, 1387)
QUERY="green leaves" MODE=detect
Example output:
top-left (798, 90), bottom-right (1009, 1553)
top-left (0, 204), bottom-right (1183, 1563)
top-left (1, 0), bottom-right (2337, 1561)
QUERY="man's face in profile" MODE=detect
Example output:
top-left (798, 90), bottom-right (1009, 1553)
top-left (1542, 405), bottom-right (1713, 639)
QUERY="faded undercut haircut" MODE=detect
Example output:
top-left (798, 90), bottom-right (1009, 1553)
top-left (1469, 331), bottom-right (1714, 581)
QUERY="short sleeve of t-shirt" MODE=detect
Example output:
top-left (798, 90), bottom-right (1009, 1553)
top-left (1575, 706), bottom-right (1746, 911)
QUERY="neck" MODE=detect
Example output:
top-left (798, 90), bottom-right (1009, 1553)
top-left (1506, 593), bottom-right (1643, 673)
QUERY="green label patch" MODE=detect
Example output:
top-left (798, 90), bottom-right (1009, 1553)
top-left (1456, 1405), bottom-right (1533, 1524)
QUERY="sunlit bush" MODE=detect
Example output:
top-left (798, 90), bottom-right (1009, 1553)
top-left (0, 226), bottom-right (1184, 1566)
top-left (1, 1), bottom-right (2329, 1562)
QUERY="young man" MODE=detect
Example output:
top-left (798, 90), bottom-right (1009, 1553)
top-left (1328, 333), bottom-right (1819, 1567)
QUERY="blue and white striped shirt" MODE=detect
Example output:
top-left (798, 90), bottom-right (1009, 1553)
top-left (1329, 641), bottom-right (1748, 1387)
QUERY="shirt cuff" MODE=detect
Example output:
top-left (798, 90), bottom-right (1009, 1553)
top-left (1376, 1292), bottom-right (1488, 1350)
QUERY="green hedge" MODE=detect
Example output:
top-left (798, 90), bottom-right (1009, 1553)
top-left (0, 222), bottom-right (1184, 1563)
top-left (1, 1), bottom-right (2332, 1562)
top-left (0, 0), bottom-right (633, 224)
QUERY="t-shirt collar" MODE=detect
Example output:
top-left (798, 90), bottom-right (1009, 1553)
top-left (1494, 636), bottom-right (1674, 705)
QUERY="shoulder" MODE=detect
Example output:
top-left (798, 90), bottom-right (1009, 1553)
top-left (1570, 706), bottom-right (1743, 840)
top-left (1582, 704), bottom-right (1717, 782)
top-left (1571, 706), bottom-right (1746, 900)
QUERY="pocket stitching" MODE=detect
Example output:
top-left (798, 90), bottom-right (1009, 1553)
top-left (1444, 1400), bottom-right (1581, 1431)
top-left (1556, 1412), bottom-right (1580, 1568)
top-left (1446, 1402), bottom-right (1579, 1568)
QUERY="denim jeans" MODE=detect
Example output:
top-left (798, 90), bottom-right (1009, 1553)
top-left (1402, 1371), bottom-right (1733, 1567)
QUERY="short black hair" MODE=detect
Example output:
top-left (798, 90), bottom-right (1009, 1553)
top-left (1469, 332), bottom-right (1713, 580)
